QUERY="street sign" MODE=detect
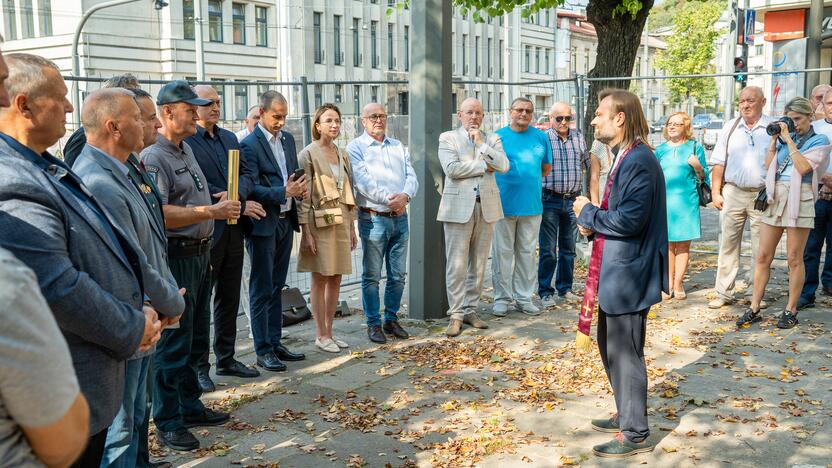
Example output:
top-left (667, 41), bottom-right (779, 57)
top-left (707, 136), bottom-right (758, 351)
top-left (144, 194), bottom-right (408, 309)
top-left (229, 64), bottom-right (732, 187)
top-left (744, 9), bottom-right (756, 44)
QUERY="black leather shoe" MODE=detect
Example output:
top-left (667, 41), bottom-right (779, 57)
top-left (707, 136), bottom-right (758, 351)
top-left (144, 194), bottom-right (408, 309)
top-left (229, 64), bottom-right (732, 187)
top-left (274, 344), bottom-right (305, 361)
top-left (256, 352), bottom-right (287, 372)
top-left (216, 360), bottom-right (260, 378)
top-left (148, 461), bottom-right (172, 468)
top-left (157, 427), bottom-right (199, 451)
top-left (368, 325), bottom-right (387, 343)
top-left (197, 371), bottom-right (215, 393)
top-left (383, 320), bottom-right (409, 339)
top-left (823, 285), bottom-right (832, 296)
top-left (182, 408), bottom-right (230, 428)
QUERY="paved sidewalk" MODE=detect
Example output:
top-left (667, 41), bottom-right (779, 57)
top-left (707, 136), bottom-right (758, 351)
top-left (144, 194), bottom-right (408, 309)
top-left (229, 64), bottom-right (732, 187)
top-left (155, 253), bottom-right (832, 468)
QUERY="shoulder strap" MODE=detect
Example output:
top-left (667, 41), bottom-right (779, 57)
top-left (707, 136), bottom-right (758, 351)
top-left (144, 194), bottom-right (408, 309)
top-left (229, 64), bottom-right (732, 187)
top-left (723, 117), bottom-right (743, 172)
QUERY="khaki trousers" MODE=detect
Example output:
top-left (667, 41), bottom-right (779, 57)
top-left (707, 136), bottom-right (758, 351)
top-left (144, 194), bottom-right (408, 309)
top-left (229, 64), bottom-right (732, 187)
top-left (491, 215), bottom-right (542, 306)
top-left (444, 202), bottom-right (495, 320)
top-left (714, 183), bottom-right (762, 299)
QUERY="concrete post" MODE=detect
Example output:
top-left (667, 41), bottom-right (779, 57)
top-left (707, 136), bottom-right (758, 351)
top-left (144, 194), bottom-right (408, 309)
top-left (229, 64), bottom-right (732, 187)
top-left (300, 76), bottom-right (311, 147)
top-left (805, 0), bottom-right (823, 91)
top-left (408, 0), bottom-right (452, 320)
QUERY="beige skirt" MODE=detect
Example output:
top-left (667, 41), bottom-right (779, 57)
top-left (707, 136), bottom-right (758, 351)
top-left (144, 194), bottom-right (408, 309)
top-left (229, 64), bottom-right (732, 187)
top-left (761, 182), bottom-right (815, 229)
top-left (297, 202), bottom-right (354, 276)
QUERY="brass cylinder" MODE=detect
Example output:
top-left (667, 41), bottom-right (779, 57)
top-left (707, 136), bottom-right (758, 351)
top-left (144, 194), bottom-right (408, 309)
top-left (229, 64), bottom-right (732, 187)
top-left (227, 149), bottom-right (240, 225)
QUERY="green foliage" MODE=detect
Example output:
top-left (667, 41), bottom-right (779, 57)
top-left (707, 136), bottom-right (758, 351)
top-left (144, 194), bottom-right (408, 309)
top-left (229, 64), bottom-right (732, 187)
top-left (647, 0), bottom-right (686, 31)
top-left (654, 0), bottom-right (725, 105)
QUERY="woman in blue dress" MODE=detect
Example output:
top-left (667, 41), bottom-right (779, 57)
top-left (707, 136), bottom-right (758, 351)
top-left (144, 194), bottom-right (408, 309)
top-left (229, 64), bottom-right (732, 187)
top-left (655, 112), bottom-right (709, 300)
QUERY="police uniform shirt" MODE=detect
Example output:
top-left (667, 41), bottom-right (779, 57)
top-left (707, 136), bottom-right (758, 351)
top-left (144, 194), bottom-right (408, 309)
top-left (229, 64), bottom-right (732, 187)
top-left (141, 133), bottom-right (214, 239)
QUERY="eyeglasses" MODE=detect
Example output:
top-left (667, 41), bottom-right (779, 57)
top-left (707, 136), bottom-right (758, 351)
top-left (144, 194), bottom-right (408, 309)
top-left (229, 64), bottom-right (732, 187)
top-left (553, 116), bottom-right (572, 123)
top-left (743, 127), bottom-right (755, 147)
top-left (511, 108), bottom-right (533, 114)
top-left (366, 114), bottom-right (387, 122)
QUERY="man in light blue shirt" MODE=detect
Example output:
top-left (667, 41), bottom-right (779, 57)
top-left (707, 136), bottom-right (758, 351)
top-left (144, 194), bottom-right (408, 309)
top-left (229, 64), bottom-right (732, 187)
top-left (492, 97), bottom-right (552, 316)
top-left (347, 103), bottom-right (418, 344)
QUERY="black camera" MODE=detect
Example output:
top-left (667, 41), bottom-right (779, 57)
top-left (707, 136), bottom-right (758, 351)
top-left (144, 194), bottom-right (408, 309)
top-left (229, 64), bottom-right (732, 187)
top-left (766, 116), bottom-right (795, 136)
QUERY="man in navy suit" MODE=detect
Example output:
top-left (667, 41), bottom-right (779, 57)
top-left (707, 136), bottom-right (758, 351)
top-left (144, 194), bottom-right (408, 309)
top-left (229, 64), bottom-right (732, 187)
top-left (572, 89), bottom-right (668, 458)
top-left (241, 90), bottom-right (308, 372)
top-left (186, 85), bottom-right (265, 391)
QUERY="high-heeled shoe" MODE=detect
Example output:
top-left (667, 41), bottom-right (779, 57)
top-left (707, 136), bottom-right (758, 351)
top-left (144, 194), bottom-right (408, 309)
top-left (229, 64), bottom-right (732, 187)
top-left (662, 290), bottom-right (674, 301)
top-left (674, 288), bottom-right (687, 300)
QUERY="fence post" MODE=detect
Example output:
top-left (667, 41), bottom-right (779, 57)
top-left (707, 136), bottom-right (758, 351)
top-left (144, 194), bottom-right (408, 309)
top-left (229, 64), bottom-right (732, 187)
top-left (300, 76), bottom-right (311, 147)
top-left (575, 74), bottom-right (586, 136)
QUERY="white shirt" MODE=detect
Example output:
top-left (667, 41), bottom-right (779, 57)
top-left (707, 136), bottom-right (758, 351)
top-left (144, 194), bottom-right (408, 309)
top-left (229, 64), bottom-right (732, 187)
top-left (234, 127), bottom-right (251, 142)
top-left (812, 119), bottom-right (832, 172)
top-left (709, 115), bottom-right (772, 189)
top-left (258, 123), bottom-right (291, 212)
top-left (346, 132), bottom-right (419, 212)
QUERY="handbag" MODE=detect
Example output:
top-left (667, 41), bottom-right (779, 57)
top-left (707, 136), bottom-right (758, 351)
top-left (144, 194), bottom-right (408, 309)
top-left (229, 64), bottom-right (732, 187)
top-left (313, 207), bottom-right (344, 227)
top-left (281, 286), bottom-right (312, 326)
top-left (693, 142), bottom-right (712, 207)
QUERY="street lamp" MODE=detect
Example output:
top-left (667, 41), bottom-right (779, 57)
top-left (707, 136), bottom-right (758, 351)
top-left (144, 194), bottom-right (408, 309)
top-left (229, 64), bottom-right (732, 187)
top-left (71, 0), bottom-right (168, 126)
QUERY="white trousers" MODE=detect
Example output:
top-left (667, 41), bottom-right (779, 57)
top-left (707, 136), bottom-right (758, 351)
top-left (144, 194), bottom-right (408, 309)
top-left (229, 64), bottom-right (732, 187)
top-left (491, 215), bottom-right (542, 306)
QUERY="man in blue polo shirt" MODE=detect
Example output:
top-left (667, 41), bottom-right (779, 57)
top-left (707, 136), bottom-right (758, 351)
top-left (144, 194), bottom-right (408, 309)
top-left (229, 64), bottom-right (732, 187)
top-left (492, 97), bottom-right (552, 317)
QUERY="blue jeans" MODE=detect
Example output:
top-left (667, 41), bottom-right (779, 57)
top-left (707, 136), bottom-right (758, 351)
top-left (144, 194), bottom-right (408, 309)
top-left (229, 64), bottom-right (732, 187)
top-left (801, 198), bottom-right (832, 302)
top-left (100, 356), bottom-right (151, 468)
top-left (358, 211), bottom-right (409, 327)
top-left (538, 193), bottom-right (577, 297)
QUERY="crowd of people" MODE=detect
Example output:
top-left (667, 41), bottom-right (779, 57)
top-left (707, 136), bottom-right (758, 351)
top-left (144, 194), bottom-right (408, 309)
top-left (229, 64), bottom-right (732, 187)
top-left (0, 42), bottom-right (831, 466)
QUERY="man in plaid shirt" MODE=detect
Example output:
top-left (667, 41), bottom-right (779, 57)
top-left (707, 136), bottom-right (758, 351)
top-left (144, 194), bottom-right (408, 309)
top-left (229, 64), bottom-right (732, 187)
top-left (539, 102), bottom-right (592, 303)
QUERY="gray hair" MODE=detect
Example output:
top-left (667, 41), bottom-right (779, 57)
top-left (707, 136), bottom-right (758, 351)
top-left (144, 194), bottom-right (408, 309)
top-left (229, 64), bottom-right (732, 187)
top-left (509, 97), bottom-right (533, 109)
top-left (103, 73), bottom-right (140, 90)
top-left (4, 53), bottom-right (60, 101)
top-left (259, 90), bottom-right (287, 111)
top-left (246, 105), bottom-right (260, 118)
top-left (81, 88), bottom-right (135, 134)
top-left (784, 96), bottom-right (814, 116)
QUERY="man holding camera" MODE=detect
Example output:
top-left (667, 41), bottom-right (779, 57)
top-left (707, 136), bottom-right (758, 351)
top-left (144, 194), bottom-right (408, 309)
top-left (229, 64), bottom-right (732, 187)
top-left (708, 86), bottom-right (772, 309)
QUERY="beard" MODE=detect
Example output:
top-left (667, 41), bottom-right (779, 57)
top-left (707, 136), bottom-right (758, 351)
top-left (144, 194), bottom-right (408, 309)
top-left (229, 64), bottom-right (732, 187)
top-left (594, 130), bottom-right (614, 144)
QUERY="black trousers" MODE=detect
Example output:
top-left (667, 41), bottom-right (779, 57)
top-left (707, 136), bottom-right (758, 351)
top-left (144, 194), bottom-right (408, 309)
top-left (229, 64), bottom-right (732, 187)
top-left (597, 307), bottom-right (649, 443)
top-left (71, 429), bottom-right (107, 468)
top-left (198, 224), bottom-right (245, 372)
top-left (152, 251), bottom-right (211, 432)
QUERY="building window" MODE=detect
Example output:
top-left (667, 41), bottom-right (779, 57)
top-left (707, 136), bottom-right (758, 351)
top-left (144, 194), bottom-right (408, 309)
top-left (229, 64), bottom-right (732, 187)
top-left (404, 26), bottom-right (409, 71)
top-left (545, 9), bottom-right (551, 27)
top-left (21, 0), bottom-right (35, 39)
top-left (334, 15), bottom-right (342, 65)
top-left (487, 92), bottom-right (492, 112)
top-left (212, 79), bottom-right (226, 119)
top-left (255, 6), bottom-right (267, 46)
top-left (208, 0), bottom-right (223, 42)
top-left (499, 92), bottom-right (504, 110)
top-left (234, 82), bottom-right (247, 119)
top-left (399, 91), bottom-right (408, 115)
top-left (387, 23), bottom-right (394, 70)
top-left (571, 47), bottom-right (577, 75)
top-left (313, 12), bottom-right (323, 64)
top-left (499, 15), bottom-right (504, 26)
top-left (335, 84), bottom-right (343, 103)
top-left (487, 38), bottom-right (492, 77)
top-left (545, 48), bottom-right (550, 75)
top-left (371, 21), bottom-right (378, 68)
top-left (232, 3), bottom-right (245, 44)
top-left (524, 45), bottom-right (530, 73)
top-left (352, 18), bottom-right (360, 66)
top-left (314, 85), bottom-right (322, 108)
top-left (755, 44), bottom-right (763, 56)
top-left (474, 36), bottom-right (480, 76)
top-left (257, 82), bottom-right (269, 100)
top-left (353, 85), bottom-right (360, 115)
top-left (499, 39), bottom-right (504, 78)
top-left (584, 48), bottom-right (590, 74)
top-left (38, 0), bottom-right (51, 36)
top-left (182, 0), bottom-right (195, 40)
top-left (3, 0), bottom-right (16, 40)
top-left (371, 85), bottom-right (379, 103)
top-left (462, 34), bottom-right (468, 74)
top-left (535, 47), bottom-right (540, 74)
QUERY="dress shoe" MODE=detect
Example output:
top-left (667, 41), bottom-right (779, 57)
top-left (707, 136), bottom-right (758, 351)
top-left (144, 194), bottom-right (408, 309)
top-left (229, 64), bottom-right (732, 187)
top-left (157, 427), bottom-right (199, 451)
top-left (446, 319), bottom-right (462, 337)
top-left (592, 433), bottom-right (654, 458)
top-left (368, 325), bottom-right (387, 344)
top-left (182, 408), bottom-right (229, 428)
top-left (383, 320), bottom-right (409, 339)
top-left (708, 296), bottom-right (733, 309)
top-left (148, 461), bottom-right (172, 468)
top-left (256, 352), bottom-right (287, 372)
top-left (332, 336), bottom-right (349, 348)
top-left (196, 371), bottom-right (215, 393)
top-left (274, 344), bottom-right (305, 361)
top-left (216, 360), bottom-right (260, 378)
top-left (591, 413), bottom-right (620, 433)
top-left (463, 313), bottom-right (489, 329)
top-left (315, 337), bottom-right (340, 353)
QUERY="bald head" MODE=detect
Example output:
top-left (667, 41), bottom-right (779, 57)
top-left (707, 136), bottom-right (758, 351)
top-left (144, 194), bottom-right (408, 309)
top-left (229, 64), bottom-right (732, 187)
top-left (457, 98), bottom-right (484, 130)
top-left (82, 88), bottom-right (136, 134)
top-left (361, 102), bottom-right (385, 118)
top-left (82, 88), bottom-right (144, 160)
top-left (738, 86), bottom-right (765, 125)
top-left (549, 102), bottom-right (573, 137)
top-left (193, 85), bottom-right (221, 128)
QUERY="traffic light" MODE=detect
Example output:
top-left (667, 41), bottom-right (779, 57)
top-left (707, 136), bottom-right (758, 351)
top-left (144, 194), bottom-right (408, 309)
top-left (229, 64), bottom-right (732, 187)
top-left (734, 57), bottom-right (747, 85)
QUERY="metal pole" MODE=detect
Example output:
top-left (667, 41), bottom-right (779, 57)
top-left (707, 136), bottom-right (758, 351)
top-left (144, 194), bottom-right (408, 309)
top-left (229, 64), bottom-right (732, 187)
top-left (575, 74), bottom-right (585, 136)
top-left (300, 76), bottom-right (311, 147)
top-left (71, 0), bottom-right (141, 127)
top-left (805, 0), bottom-right (823, 91)
top-left (643, 17), bottom-right (650, 121)
top-left (725, 0), bottom-right (739, 122)
top-left (409, 0), bottom-right (451, 320)
top-left (194, 14), bottom-right (205, 81)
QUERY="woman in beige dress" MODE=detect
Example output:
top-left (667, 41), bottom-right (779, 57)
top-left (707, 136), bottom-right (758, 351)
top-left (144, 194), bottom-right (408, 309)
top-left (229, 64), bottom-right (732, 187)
top-left (297, 104), bottom-right (357, 353)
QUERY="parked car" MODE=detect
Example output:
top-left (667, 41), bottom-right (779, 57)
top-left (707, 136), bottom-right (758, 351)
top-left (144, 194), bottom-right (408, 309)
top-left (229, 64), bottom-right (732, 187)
top-left (534, 115), bottom-right (552, 131)
top-left (701, 120), bottom-right (724, 150)
top-left (692, 113), bottom-right (715, 129)
top-left (651, 116), bottom-right (668, 133)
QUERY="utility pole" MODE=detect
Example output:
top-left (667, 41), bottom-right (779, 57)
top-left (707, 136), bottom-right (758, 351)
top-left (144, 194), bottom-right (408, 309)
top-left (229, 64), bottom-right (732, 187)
top-left (194, 11), bottom-right (205, 80)
top-left (724, 0), bottom-right (739, 122)
top-left (806, 0), bottom-right (823, 91)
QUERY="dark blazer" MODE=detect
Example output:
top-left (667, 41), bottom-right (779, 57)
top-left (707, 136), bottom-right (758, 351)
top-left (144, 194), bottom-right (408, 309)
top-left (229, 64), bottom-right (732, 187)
top-left (241, 126), bottom-right (300, 234)
top-left (578, 142), bottom-right (669, 315)
top-left (0, 137), bottom-right (146, 435)
top-left (74, 145), bottom-right (185, 321)
top-left (185, 125), bottom-right (255, 242)
top-left (63, 126), bottom-right (87, 167)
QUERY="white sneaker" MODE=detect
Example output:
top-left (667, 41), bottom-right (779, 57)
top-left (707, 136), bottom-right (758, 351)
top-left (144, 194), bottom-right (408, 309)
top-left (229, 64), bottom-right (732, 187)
top-left (561, 291), bottom-right (580, 301)
top-left (315, 337), bottom-right (340, 353)
top-left (492, 302), bottom-right (509, 317)
top-left (759, 300), bottom-right (768, 310)
top-left (519, 303), bottom-right (541, 316)
top-left (332, 336), bottom-right (349, 348)
top-left (708, 297), bottom-right (732, 309)
top-left (541, 295), bottom-right (558, 306)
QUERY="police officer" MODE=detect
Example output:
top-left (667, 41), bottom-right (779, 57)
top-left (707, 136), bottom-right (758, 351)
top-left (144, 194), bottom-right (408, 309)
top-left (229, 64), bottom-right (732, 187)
top-left (141, 81), bottom-right (237, 452)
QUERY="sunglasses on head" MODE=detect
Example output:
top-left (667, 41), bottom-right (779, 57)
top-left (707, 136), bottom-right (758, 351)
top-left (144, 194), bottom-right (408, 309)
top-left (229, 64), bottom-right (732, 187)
top-left (554, 116), bottom-right (572, 123)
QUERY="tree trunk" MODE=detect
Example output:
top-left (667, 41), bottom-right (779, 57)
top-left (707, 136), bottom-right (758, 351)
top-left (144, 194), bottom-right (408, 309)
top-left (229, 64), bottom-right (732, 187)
top-left (582, 0), bottom-right (654, 142)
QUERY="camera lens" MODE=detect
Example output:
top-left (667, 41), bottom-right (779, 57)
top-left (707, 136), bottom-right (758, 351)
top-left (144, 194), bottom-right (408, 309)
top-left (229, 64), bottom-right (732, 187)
top-left (766, 122), bottom-right (781, 136)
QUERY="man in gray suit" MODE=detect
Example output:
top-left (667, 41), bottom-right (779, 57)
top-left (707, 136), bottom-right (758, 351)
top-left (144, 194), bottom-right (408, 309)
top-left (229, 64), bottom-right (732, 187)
top-left (74, 88), bottom-right (186, 467)
top-left (0, 53), bottom-right (161, 467)
top-left (438, 97), bottom-right (510, 337)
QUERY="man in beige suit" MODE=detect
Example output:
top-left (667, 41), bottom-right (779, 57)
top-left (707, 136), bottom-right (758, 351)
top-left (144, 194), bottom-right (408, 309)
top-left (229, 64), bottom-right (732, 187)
top-left (438, 98), bottom-right (510, 337)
